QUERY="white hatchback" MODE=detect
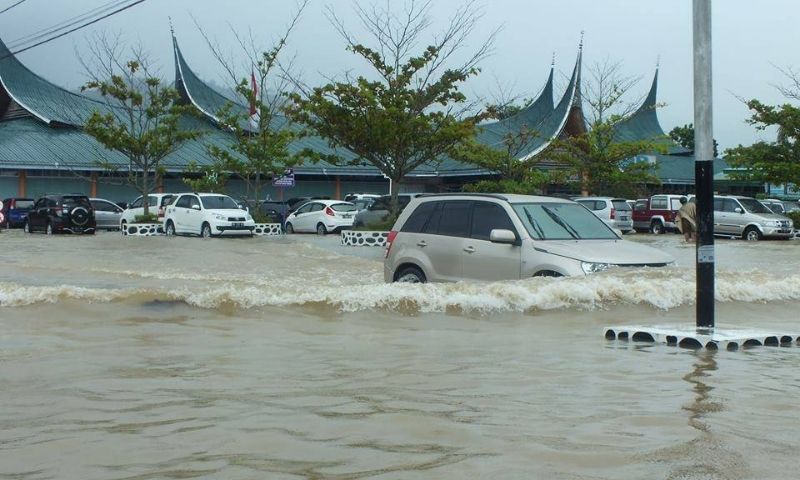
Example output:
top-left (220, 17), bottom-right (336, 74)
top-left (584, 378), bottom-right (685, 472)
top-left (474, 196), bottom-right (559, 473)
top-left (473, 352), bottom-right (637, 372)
top-left (284, 200), bottom-right (357, 235)
top-left (164, 193), bottom-right (255, 237)
top-left (120, 193), bottom-right (176, 228)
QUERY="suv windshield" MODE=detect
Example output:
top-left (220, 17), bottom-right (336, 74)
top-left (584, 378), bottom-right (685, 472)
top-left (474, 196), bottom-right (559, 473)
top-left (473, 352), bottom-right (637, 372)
top-left (739, 198), bottom-right (772, 214)
top-left (14, 200), bottom-right (34, 209)
top-left (512, 202), bottom-right (618, 240)
top-left (201, 196), bottom-right (239, 210)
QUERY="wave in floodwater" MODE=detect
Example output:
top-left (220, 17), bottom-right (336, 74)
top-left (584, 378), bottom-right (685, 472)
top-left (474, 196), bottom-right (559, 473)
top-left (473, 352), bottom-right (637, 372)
top-left (3, 268), bottom-right (800, 313)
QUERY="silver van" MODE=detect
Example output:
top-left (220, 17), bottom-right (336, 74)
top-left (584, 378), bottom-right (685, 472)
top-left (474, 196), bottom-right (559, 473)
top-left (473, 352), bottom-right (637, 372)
top-left (713, 195), bottom-right (794, 240)
top-left (574, 197), bottom-right (634, 233)
top-left (384, 194), bottom-right (674, 283)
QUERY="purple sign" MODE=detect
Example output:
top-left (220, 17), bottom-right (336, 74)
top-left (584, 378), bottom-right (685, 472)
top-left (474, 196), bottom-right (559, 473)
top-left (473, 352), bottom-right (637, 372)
top-left (272, 169), bottom-right (295, 188)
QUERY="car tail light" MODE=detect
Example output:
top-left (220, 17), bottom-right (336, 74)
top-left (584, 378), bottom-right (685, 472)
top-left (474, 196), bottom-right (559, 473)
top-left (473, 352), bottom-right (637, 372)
top-left (324, 206), bottom-right (335, 217)
top-left (610, 208), bottom-right (616, 220)
top-left (384, 230), bottom-right (398, 258)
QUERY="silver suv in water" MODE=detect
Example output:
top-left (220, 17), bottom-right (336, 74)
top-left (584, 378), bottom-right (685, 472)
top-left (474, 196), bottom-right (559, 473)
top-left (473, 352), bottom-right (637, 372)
top-left (384, 194), bottom-right (674, 283)
top-left (713, 195), bottom-right (794, 241)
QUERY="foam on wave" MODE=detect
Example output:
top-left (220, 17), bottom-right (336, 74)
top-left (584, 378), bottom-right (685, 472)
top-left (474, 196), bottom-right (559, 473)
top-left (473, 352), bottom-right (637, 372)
top-left (3, 269), bottom-right (800, 313)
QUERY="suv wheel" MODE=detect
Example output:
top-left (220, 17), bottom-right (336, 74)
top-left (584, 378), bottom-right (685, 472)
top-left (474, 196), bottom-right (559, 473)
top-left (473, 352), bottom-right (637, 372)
top-left (165, 221), bottom-right (176, 236)
top-left (201, 222), bottom-right (213, 238)
top-left (743, 226), bottom-right (762, 242)
top-left (395, 266), bottom-right (426, 283)
top-left (316, 223), bottom-right (327, 236)
top-left (650, 220), bottom-right (665, 235)
top-left (120, 220), bottom-right (128, 235)
top-left (45, 222), bottom-right (53, 235)
top-left (285, 222), bottom-right (294, 234)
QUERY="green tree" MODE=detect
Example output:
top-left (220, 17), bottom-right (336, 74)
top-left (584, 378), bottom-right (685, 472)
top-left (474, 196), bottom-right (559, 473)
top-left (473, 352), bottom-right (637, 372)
top-left (725, 100), bottom-right (800, 185)
top-left (286, 0), bottom-right (497, 214)
top-left (458, 126), bottom-right (555, 194)
top-left (81, 36), bottom-right (203, 217)
top-left (195, 1), bottom-right (312, 220)
top-left (547, 59), bottom-right (664, 197)
top-left (669, 123), bottom-right (719, 157)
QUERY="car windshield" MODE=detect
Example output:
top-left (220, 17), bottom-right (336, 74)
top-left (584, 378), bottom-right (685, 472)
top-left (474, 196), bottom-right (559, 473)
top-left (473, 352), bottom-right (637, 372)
top-left (331, 203), bottom-right (357, 212)
top-left (201, 196), bottom-right (239, 210)
top-left (14, 200), bottom-right (34, 209)
top-left (739, 198), bottom-right (772, 214)
top-left (512, 202), bottom-right (618, 240)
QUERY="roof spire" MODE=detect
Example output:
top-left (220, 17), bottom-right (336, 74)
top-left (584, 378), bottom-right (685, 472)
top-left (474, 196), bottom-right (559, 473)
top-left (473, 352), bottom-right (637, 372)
top-left (169, 16), bottom-right (175, 37)
top-left (551, 51), bottom-right (555, 67)
top-left (656, 54), bottom-right (661, 70)
top-left (579, 30), bottom-right (584, 51)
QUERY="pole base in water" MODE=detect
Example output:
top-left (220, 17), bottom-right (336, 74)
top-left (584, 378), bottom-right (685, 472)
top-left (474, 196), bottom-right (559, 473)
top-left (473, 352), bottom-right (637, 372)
top-left (604, 325), bottom-right (800, 351)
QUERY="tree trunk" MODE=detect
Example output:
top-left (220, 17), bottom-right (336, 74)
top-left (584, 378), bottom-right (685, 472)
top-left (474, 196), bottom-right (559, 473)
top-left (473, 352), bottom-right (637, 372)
top-left (142, 166), bottom-right (150, 218)
top-left (389, 178), bottom-right (401, 218)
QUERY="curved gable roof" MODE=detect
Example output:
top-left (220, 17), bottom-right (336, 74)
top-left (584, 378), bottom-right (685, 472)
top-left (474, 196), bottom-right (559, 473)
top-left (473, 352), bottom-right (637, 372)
top-left (0, 37), bottom-right (111, 126)
top-left (614, 70), bottom-right (689, 154)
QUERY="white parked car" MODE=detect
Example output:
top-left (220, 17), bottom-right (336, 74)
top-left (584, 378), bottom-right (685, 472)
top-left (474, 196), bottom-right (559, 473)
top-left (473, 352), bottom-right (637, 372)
top-left (574, 197), bottom-right (634, 233)
top-left (284, 200), bottom-right (357, 235)
top-left (164, 193), bottom-right (255, 237)
top-left (120, 193), bottom-right (176, 229)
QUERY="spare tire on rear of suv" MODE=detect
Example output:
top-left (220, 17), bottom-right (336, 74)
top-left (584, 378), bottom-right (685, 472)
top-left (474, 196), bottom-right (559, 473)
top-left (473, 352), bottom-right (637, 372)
top-left (71, 207), bottom-right (90, 226)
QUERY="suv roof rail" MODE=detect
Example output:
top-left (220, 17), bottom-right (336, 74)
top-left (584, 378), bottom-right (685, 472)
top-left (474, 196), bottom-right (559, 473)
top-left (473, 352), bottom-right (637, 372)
top-left (417, 193), bottom-right (509, 201)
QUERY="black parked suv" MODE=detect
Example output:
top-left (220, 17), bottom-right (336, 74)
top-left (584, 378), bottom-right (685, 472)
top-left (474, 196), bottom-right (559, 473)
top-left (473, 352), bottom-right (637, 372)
top-left (24, 194), bottom-right (96, 235)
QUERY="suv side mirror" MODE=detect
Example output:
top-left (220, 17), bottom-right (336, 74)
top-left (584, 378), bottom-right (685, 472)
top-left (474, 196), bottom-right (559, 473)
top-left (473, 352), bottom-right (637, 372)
top-left (490, 229), bottom-right (517, 244)
top-left (191, 204), bottom-right (201, 211)
top-left (734, 207), bottom-right (743, 214)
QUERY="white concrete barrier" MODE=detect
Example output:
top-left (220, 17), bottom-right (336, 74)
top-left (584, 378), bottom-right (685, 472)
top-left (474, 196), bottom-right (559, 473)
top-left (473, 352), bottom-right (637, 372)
top-left (341, 230), bottom-right (388, 246)
top-left (122, 223), bottom-right (164, 236)
top-left (253, 223), bottom-right (283, 236)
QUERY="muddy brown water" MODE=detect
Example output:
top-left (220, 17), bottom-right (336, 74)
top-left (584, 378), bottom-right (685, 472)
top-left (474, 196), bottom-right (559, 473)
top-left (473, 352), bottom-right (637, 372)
top-left (1, 230), bottom-right (799, 479)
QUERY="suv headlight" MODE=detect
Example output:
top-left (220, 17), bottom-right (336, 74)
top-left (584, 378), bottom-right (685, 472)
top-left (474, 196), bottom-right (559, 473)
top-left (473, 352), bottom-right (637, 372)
top-left (582, 262), bottom-right (610, 274)
top-left (246, 213), bottom-right (253, 221)
top-left (213, 214), bottom-right (226, 221)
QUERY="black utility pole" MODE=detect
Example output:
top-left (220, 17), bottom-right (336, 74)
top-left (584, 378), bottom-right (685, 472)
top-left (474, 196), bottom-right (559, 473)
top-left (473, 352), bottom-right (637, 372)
top-left (693, 0), bottom-right (715, 330)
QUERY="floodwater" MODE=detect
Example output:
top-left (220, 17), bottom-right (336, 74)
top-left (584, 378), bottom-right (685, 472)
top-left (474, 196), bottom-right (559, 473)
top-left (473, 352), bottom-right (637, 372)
top-left (1, 230), bottom-right (800, 479)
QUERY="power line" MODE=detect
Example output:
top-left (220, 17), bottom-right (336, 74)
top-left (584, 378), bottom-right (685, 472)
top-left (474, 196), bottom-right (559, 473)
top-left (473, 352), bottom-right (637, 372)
top-left (9, 0), bottom-right (131, 48)
top-left (3, 0), bottom-right (147, 59)
top-left (0, 0), bottom-right (27, 15)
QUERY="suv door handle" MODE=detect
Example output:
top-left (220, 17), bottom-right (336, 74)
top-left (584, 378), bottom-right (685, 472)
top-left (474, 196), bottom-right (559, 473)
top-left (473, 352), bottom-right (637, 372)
top-left (416, 240), bottom-right (427, 247)
top-left (463, 246), bottom-right (476, 253)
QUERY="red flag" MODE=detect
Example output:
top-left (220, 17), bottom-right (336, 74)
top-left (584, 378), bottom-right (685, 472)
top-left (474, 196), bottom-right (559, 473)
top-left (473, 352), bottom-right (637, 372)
top-left (249, 70), bottom-right (259, 128)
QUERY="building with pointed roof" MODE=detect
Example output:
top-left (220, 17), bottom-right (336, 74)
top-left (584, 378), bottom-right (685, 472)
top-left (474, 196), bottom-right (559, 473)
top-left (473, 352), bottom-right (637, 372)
top-left (0, 32), bottom-right (738, 202)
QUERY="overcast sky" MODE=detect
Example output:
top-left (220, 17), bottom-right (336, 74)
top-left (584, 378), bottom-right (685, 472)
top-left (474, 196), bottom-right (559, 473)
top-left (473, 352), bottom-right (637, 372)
top-left (1, 0), bottom-right (797, 150)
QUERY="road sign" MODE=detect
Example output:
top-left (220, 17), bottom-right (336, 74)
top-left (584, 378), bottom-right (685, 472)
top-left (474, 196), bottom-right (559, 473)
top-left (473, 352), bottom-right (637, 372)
top-left (272, 169), bottom-right (295, 188)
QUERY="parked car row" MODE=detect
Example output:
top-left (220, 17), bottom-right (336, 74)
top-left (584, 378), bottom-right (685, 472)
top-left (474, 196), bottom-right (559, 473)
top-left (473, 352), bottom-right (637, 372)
top-left (628, 194), bottom-right (795, 240)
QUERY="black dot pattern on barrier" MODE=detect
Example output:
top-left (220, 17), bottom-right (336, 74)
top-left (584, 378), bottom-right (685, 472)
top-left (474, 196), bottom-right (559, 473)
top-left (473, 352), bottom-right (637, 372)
top-left (253, 224), bottom-right (282, 236)
top-left (123, 224), bottom-right (164, 236)
top-left (341, 231), bottom-right (389, 247)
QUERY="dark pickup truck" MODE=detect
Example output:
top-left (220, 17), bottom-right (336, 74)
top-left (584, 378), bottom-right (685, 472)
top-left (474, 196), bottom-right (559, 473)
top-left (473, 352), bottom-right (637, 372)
top-left (632, 194), bottom-right (687, 234)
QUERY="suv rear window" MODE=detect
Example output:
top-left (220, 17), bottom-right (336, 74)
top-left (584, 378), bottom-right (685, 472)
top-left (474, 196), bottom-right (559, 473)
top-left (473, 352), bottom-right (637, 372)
top-left (61, 196), bottom-right (91, 208)
top-left (14, 200), bottom-right (34, 209)
top-left (612, 200), bottom-right (632, 211)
